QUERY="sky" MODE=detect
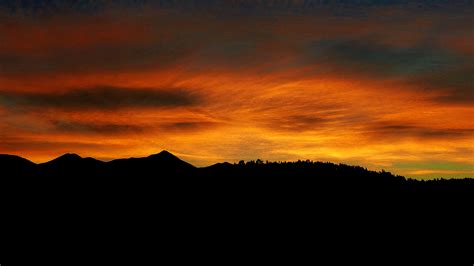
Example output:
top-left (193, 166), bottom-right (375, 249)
top-left (0, 0), bottom-right (473, 179)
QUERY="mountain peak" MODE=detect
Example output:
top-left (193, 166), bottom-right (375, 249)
top-left (148, 150), bottom-right (176, 159)
top-left (147, 150), bottom-right (195, 169)
top-left (59, 153), bottom-right (81, 159)
top-left (0, 154), bottom-right (36, 166)
top-left (50, 153), bottom-right (82, 162)
top-left (159, 150), bottom-right (173, 155)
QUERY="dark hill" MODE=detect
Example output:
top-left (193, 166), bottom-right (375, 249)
top-left (0, 154), bottom-right (37, 177)
top-left (107, 150), bottom-right (195, 177)
top-left (38, 153), bottom-right (105, 178)
top-left (45, 153), bottom-right (82, 164)
top-left (0, 151), bottom-right (473, 199)
top-left (2, 150), bottom-right (473, 241)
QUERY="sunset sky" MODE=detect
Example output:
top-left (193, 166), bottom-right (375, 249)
top-left (0, 1), bottom-right (473, 179)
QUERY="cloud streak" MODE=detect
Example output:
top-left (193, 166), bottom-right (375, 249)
top-left (366, 123), bottom-right (474, 140)
top-left (0, 87), bottom-right (200, 110)
top-left (51, 120), bottom-right (146, 135)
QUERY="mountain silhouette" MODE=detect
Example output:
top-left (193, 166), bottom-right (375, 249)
top-left (2, 150), bottom-right (472, 242)
top-left (0, 151), bottom-right (474, 205)
top-left (106, 150), bottom-right (195, 178)
top-left (147, 150), bottom-right (193, 165)
top-left (1, 151), bottom-right (473, 199)
top-left (0, 154), bottom-right (36, 177)
top-left (37, 153), bottom-right (105, 178)
top-left (46, 153), bottom-right (82, 163)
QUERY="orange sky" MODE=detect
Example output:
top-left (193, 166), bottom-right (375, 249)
top-left (0, 2), bottom-right (473, 179)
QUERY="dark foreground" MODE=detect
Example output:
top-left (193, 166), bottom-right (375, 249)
top-left (2, 150), bottom-right (473, 197)
top-left (2, 150), bottom-right (473, 256)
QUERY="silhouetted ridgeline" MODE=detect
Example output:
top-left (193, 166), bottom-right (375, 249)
top-left (1, 151), bottom-right (473, 197)
top-left (3, 150), bottom-right (473, 251)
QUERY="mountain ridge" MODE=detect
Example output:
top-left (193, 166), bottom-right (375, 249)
top-left (1, 151), bottom-right (474, 201)
top-left (1, 150), bottom-right (472, 180)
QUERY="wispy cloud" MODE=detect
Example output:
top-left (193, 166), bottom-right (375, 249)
top-left (0, 87), bottom-right (200, 110)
